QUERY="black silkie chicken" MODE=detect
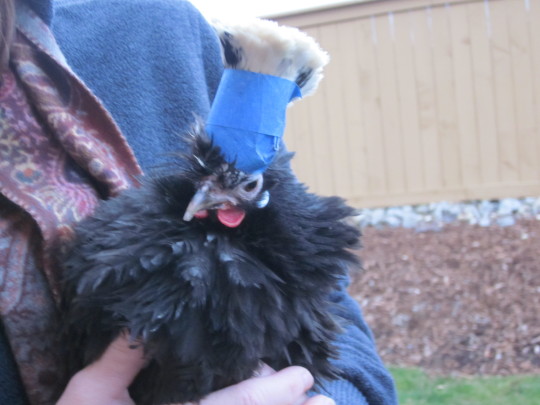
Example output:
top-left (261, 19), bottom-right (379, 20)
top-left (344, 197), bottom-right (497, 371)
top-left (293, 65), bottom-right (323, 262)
top-left (61, 19), bottom-right (361, 405)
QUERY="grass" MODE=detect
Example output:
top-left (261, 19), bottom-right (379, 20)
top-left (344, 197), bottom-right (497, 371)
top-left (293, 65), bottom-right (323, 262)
top-left (390, 367), bottom-right (540, 405)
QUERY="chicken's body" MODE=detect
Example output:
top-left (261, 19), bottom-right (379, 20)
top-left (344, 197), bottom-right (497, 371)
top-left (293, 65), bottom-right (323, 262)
top-left (61, 133), bottom-right (359, 404)
top-left (61, 18), bottom-right (360, 405)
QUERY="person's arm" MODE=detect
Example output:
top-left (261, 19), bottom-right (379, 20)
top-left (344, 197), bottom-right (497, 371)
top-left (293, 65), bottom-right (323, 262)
top-left (57, 335), bottom-right (335, 405)
top-left (320, 278), bottom-right (398, 405)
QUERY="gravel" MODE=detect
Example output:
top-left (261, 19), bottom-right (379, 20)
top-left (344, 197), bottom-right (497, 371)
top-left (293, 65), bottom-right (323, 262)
top-left (353, 197), bottom-right (540, 231)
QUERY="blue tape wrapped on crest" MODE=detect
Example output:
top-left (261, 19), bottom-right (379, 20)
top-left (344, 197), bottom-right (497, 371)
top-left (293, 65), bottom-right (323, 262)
top-left (206, 69), bottom-right (302, 173)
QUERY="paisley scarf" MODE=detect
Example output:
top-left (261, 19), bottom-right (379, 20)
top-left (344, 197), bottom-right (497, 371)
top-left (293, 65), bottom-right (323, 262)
top-left (0, 5), bottom-right (141, 404)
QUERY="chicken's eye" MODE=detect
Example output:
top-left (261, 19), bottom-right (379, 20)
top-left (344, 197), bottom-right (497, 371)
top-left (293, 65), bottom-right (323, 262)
top-left (243, 180), bottom-right (259, 192)
top-left (239, 174), bottom-right (263, 199)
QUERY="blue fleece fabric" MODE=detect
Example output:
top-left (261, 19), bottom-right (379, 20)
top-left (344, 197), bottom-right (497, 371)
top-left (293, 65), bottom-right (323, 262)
top-left (1, 1), bottom-right (397, 404)
top-left (52, 0), bottom-right (224, 173)
top-left (24, 0), bottom-right (53, 24)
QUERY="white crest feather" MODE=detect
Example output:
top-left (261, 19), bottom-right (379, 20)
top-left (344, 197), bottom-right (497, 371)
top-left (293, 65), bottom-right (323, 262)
top-left (212, 18), bottom-right (329, 98)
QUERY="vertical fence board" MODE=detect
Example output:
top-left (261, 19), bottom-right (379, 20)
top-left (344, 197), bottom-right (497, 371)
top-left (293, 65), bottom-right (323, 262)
top-left (337, 20), bottom-right (370, 196)
top-left (448, 3), bottom-right (481, 189)
top-left (358, 16), bottom-right (387, 195)
top-left (468, 0), bottom-right (499, 184)
top-left (374, 13), bottom-right (406, 193)
top-left (303, 28), bottom-right (336, 194)
top-left (412, 7), bottom-right (443, 191)
top-left (393, 11), bottom-right (424, 192)
top-left (317, 24), bottom-right (353, 196)
top-left (507, 0), bottom-right (538, 181)
top-left (431, 4), bottom-right (462, 189)
top-left (490, 0), bottom-right (520, 183)
top-left (529, 0), bottom-right (540, 177)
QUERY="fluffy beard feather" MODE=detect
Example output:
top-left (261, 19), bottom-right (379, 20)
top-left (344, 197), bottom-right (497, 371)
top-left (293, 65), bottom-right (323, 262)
top-left (60, 131), bottom-right (360, 405)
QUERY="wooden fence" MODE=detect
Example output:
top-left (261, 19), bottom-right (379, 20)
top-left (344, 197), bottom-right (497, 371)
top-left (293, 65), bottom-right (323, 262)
top-left (274, 0), bottom-right (540, 208)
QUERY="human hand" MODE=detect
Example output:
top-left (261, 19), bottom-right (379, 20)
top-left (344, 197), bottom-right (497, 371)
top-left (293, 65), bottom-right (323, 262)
top-left (57, 334), bottom-right (335, 405)
top-left (192, 364), bottom-right (335, 405)
top-left (57, 333), bottom-right (145, 405)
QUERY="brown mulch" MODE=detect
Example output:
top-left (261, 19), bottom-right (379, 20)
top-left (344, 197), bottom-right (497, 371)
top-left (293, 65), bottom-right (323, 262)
top-left (348, 219), bottom-right (540, 376)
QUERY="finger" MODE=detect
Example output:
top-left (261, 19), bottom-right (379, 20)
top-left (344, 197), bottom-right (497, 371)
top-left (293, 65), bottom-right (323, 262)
top-left (253, 363), bottom-right (276, 378)
top-left (84, 332), bottom-right (146, 389)
top-left (292, 393), bottom-right (310, 405)
top-left (201, 366), bottom-right (314, 405)
top-left (303, 394), bottom-right (336, 405)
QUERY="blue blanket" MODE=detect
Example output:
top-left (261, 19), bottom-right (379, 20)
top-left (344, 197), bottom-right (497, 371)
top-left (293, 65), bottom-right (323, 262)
top-left (51, 0), bottom-right (224, 173)
top-left (2, 1), bottom-right (398, 404)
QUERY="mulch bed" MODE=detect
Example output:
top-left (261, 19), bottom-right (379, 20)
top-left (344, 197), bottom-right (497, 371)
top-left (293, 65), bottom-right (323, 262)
top-left (348, 219), bottom-right (540, 376)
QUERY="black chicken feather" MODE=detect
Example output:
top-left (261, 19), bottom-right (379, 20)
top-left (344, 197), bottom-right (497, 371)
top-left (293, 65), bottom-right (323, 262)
top-left (60, 129), bottom-right (360, 405)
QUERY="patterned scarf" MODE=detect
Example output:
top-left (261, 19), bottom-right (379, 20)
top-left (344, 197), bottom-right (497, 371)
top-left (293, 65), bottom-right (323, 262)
top-left (0, 7), bottom-right (141, 404)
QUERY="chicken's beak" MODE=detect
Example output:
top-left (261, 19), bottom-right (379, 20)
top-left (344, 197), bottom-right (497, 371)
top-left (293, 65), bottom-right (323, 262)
top-left (183, 183), bottom-right (235, 222)
top-left (183, 184), bottom-right (211, 221)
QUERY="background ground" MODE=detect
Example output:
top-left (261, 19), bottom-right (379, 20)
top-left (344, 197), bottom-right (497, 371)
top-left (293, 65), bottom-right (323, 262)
top-left (349, 219), bottom-right (540, 376)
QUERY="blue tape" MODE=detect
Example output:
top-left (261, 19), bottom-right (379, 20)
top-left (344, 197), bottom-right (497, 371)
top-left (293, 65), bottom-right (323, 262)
top-left (206, 69), bottom-right (302, 173)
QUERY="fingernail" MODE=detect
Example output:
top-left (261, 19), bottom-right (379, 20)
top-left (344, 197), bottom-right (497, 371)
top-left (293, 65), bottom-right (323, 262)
top-left (253, 363), bottom-right (275, 378)
top-left (298, 368), bottom-right (313, 388)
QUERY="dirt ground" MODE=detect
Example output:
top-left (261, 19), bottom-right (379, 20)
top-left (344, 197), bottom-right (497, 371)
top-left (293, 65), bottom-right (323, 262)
top-left (348, 219), bottom-right (540, 376)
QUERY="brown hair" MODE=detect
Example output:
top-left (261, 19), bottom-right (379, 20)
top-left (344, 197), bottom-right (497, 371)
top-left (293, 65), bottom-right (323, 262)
top-left (0, 0), bottom-right (16, 69)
